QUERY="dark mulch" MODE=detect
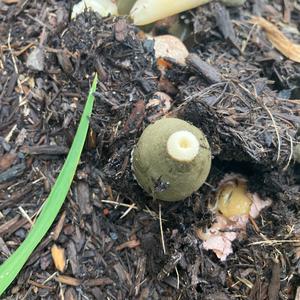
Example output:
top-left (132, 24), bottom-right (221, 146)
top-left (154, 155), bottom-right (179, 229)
top-left (1, 1), bottom-right (300, 299)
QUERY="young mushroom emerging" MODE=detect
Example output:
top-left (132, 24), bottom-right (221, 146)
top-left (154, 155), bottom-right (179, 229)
top-left (132, 117), bottom-right (211, 201)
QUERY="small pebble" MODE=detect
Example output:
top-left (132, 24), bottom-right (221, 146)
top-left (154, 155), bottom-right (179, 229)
top-left (26, 47), bottom-right (45, 72)
top-left (109, 232), bottom-right (118, 241)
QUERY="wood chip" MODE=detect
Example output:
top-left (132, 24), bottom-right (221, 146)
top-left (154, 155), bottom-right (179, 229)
top-left (250, 16), bottom-right (300, 63)
top-left (56, 51), bottom-right (74, 74)
top-left (114, 19), bottom-right (128, 42)
top-left (28, 279), bottom-right (55, 290)
top-left (0, 237), bottom-right (11, 257)
top-left (0, 215), bottom-right (24, 236)
top-left (76, 181), bottom-right (92, 215)
top-left (83, 278), bottom-right (113, 287)
top-left (0, 152), bottom-right (17, 172)
top-left (113, 262), bottom-right (132, 286)
top-left (51, 244), bottom-right (66, 272)
top-left (52, 211), bottom-right (66, 241)
top-left (268, 259), bottom-right (280, 300)
top-left (0, 163), bottom-right (26, 183)
top-left (56, 275), bottom-right (81, 286)
top-left (186, 53), bottom-right (222, 84)
top-left (122, 100), bottom-right (145, 134)
top-left (67, 240), bottom-right (80, 276)
top-left (295, 286), bottom-right (300, 300)
top-left (20, 145), bottom-right (69, 155)
top-left (64, 288), bottom-right (77, 300)
top-left (115, 239), bottom-right (140, 251)
top-left (214, 2), bottom-right (237, 46)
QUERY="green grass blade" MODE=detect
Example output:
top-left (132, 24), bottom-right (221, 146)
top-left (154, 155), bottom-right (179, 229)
top-left (0, 74), bottom-right (98, 296)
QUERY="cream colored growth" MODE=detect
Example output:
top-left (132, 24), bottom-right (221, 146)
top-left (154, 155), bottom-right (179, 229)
top-left (167, 130), bottom-right (199, 162)
top-left (71, 0), bottom-right (118, 19)
top-left (130, 0), bottom-right (211, 25)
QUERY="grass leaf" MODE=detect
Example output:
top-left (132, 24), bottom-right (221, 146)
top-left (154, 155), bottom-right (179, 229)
top-left (0, 73), bottom-right (98, 296)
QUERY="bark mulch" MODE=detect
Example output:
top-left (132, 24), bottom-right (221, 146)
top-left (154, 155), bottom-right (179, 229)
top-left (1, 1), bottom-right (300, 299)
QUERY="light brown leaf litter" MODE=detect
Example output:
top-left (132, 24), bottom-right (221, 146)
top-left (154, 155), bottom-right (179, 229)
top-left (250, 16), bottom-right (300, 63)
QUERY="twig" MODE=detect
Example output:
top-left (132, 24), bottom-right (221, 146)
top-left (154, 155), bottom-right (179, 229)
top-left (249, 239), bottom-right (300, 246)
top-left (241, 23), bottom-right (257, 54)
top-left (262, 103), bottom-right (281, 162)
top-left (283, 133), bottom-right (293, 171)
top-left (175, 266), bottom-right (180, 289)
top-left (18, 206), bottom-right (34, 226)
top-left (43, 272), bottom-right (58, 284)
top-left (101, 199), bottom-right (138, 209)
top-left (7, 31), bottom-right (25, 107)
top-left (159, 204), bottom-right (166, 254)
top-left (239, 83), bottom-right (281, 161)
top-left (101, 200), bottom-right (163, 220)
top-left (120, 203), bottom-right (136, 219)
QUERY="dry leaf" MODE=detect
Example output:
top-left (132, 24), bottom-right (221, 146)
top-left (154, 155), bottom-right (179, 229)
top-left (250, 16), bottom-right (300, 63)
top-left (51, 244), bottom-right (66, 272)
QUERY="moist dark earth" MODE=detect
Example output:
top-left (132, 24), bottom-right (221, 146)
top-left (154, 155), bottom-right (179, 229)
top-left (1, 1), bottom-right (300, 299)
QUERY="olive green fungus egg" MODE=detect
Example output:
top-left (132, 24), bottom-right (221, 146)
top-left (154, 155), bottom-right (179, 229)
top-left (132, 117), bottom-right (212, 201)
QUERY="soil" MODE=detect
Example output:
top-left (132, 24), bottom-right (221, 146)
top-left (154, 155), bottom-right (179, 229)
top-left (1, 1), bottom-right (300, 299)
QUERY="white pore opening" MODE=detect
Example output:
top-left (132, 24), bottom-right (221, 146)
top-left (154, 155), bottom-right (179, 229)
top-left (167, 130), bottom-right (199, 162)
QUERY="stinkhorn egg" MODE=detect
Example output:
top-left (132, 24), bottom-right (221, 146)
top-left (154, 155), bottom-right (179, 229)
top-left (216, 175), bottom-right (252, 218)
top-left (132, 117), bottom-right (211, 201)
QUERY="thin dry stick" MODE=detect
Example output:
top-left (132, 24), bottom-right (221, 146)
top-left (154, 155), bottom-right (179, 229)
top-left (175, 266), bottom-right (180, 289)
top-left (262, 103), bottom-right (281, 162)
top-left (159, 204), bottom-right (166, 254)
top-left (283, 133), bottom-right (293, 171)
top-left (58, 282), bottom-right (64, 300)
top-left (18, 206), bottom-right (34, 226)
top-left (120, 203), bottom-right (136, 219)
top-left (249, 239), bottom-right (300, 246)
top-left (239, 83), bottom-right (281, 161)
top-left (102, 199), bottom-right (138, 209)
top-left (101, 200), bottom-right (163, 220)
top-left (4, 124), bottom-right (17, 143)
top-left (235, 276), bottom-right (253, 289)
top-left (241, 23), bottom-right (257, 53)
top-left (7, 31), bottom-right (26, 107)
top-left (43, 272), bottom-right (58, 284)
